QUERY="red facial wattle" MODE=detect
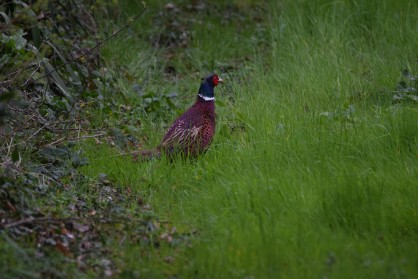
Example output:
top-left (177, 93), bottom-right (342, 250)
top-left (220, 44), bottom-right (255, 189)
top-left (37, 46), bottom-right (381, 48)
top-left (213, 75), bottom-right (219, 86)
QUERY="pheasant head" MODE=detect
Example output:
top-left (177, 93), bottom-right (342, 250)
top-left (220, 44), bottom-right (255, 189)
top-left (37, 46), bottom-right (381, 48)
top-left (197, 74), bottom-right (223, 101)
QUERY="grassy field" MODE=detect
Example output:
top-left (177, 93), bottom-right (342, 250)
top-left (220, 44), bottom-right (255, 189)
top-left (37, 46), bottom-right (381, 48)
top-left (78, 0), bottom-right (418, 278)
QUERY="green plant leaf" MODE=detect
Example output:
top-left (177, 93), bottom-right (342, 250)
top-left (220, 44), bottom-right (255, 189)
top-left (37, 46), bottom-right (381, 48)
top-left (0, 29), bottom-right (27, 51)
top-left (39, 146), bottom-right (71, 163)
top-left (43, 60), bottom-right (75, 105)
top-left (0, 12), bottom-right (11, 24)
top-left (71, 151), bottom-right (89, 168)
top-left (0, 91), bottom-right (15, 102)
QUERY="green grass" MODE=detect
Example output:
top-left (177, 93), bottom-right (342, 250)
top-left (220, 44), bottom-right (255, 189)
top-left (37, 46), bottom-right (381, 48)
top-left (82, 0), bottom-right (418, 277)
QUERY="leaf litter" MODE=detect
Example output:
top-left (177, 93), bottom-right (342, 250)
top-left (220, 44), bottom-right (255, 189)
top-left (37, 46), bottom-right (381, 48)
top-left (1, 171), bottom-right (189, 277)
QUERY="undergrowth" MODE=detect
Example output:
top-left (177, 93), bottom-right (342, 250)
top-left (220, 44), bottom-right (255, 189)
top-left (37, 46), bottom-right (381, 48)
top-left (1, 0), bottom-right (417, 278)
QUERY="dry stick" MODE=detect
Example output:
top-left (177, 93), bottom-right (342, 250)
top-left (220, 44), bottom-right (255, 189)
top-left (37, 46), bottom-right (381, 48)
top-left (25, 122), bottom-right (50, 143)
top-left (1, 215), bottom-right (171, 230)
top-left (20, 2), bottom-right (148, 88)
top-left (0, 121), bottom-right (88, 151)
top-left (0, 216), bottom-right (144, 230)
top-left (42, 133), bottom-right (107, 148)
top-left (24, 64), bottom-right (42, 83)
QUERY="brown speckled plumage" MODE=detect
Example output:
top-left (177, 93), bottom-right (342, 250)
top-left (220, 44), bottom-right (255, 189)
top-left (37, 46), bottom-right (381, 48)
top-left (136, 74), bottom-right (222, 160)
top-left (158, 97), bottom-right (216, 157)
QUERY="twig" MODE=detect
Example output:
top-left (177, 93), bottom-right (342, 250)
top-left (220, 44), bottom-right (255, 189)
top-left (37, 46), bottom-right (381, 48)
top-left (25, 122), bottom-right (49, 143)
top-left (20, 2), bottom-right (147, 88)
top-left (0, 215), bottom-right (151, 229)
top-left (42, 133), bottom-right (107, 148)
top-left (1, 217), bottom-right (37, 229)
top-left (22, 60), bottom-right (42, 85)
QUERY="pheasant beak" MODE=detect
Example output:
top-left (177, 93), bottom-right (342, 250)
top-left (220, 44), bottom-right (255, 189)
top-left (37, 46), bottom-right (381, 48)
top-left (218, 77), bottom-right (224, 83)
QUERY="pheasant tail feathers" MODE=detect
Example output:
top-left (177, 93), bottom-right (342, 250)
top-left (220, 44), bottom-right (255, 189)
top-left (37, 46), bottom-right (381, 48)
top-left (132, 149), bottom-right (161, 161)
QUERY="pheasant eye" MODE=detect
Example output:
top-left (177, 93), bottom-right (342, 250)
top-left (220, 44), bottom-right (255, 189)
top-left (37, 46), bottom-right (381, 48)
top-left (212, 75), bottom-right (219, 86)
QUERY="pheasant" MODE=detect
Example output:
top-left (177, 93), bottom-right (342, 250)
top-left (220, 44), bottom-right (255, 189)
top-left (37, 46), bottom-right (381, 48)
top-left (138, 73), bottom-right (223, 160)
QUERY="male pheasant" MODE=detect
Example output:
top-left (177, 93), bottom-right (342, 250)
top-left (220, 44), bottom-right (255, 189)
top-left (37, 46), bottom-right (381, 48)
top-left (139, 73), bottom-right (223, 159)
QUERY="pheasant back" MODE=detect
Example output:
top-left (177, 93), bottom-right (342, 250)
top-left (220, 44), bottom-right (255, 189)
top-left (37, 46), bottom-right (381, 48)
top-left (158, 98), bottom-right (215, 157)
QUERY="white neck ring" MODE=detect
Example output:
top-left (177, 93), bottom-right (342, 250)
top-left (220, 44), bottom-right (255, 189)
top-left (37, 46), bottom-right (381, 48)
top-left (198, 94), bottom-right (215, 101)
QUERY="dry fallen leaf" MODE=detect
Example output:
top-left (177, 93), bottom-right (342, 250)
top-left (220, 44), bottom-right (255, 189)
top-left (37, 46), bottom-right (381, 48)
top-left (73, 222), bottom-right (90, 233)
top-left (56, 241), bottom-right (72, 257)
